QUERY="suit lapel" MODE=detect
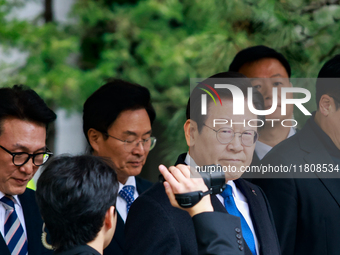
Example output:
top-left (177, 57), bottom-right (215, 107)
top-left (111, 213), bottom-right (125, 251)
top-left (0, 235), bottom-right (10, 255)
top-left (19, 189), bottom-right (43, 255)
top-left (298, 123), bottom-right (340, 208)
top-left (235, 179), bottom-right (280, 255)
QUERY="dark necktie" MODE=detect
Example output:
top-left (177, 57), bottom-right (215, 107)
top-left (119, 185), bottom-right (135, 213)
top-left (221, 185), bottom-right (257, 255)
top-left (1, 196), bottom-right (28, 255)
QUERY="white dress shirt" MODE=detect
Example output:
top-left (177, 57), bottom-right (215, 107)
top-left (185, 153), bottom-right (260, 255)
top-left (255, 127), bottom-right (296, 160)
top-left (117, 176), bottom-right (139, 222)
top-left (0, 191), bottom-right (27, 239)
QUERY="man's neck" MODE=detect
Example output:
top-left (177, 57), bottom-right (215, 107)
top-left (87, 239), bottom-right (103, 255)
top-left (258, 121), bottom-right (292, 147)
top-left (314, 111), bottom-right (340, 150)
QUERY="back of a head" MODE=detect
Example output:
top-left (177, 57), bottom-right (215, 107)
top-left (0, 85), bottom-right (56, 134)
top-left (83, 79), bottom-right (156, 144)
top-left (36, 155), bottom-right (119, 252)
top-left (316, 54), bottom-right (340, 108)
top-left (186, 71), bottom-right (264, 132)
top-left (229, 45), bottom-right (291, 78)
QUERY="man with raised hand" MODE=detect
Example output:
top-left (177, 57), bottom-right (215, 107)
top-left (0, 85), bottom-right (56, 255)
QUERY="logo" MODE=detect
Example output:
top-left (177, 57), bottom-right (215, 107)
top-left (200, 84), bottom-right (312, 116)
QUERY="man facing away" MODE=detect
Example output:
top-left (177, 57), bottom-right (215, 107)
top-left (82, 79), bottom-right (155, 255)
top-left (229, 45), bottom-right (295, 164)
top-left (253, 54), bottom-right (340, 255)
top-left (36, 155), bottom-right (119, 255)
top-left (0, 85), bottom-right (56, 255)
top-left (125, 72), bottom-right (280, 255)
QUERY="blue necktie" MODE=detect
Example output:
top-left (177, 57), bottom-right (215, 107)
top-left (1, 196), bottom-right (28, 255)
top-left (221, 185), bottom-right (257, 255)
top-left (119, 185), bottom-right (135, 213)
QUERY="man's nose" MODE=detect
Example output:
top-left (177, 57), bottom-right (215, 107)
top-left (132, 140), bottom-right (145, 155)
top-left (19, 157), bottom-right (35, 175)
top-left (227, 135), bottom-right (243, 152)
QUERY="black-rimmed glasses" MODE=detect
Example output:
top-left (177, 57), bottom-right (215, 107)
top-left (104, 133), bottom-right (157, 152)
top-left (0, 145), bottom-right (53, 166)
top-left (203, 124), bottom-right (258, 147)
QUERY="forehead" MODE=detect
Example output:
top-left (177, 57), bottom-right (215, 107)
top-left (0, 118), bottom-right (46, 148)
top-left (109, 108), bottom-right (151, 133)
top-left (205, 98), bottom-right (256, 125)
top-left (238, 58), bottom-right (289, 79)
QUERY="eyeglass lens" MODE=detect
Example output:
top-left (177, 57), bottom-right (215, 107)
top-left (217, 129), bottom-right (257, 146)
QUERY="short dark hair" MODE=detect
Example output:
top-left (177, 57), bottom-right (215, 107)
top-left (186, 72), bottom-right (265, 132)
top-left (0, 85), bottom-right (56, 135)
top-left (316, 54), bottom-right (340, 109)
top-left (229, 45), bottom-right (291, 78)
top-left (36, 155), bottom-right (118, 252)
top-left (83, 79), bottom-right (156, 145)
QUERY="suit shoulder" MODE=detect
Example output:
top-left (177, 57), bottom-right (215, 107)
top-left (135, 176), bottom-right (153, 192)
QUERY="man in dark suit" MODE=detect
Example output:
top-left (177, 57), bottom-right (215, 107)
top-left (83, 79), bottom-right (154, 255)
top-left (36, 155), bottom-right (119, 255)
top-left (125, 72), bottom-right (280, 255)
top-left (0, 85), bottom-right (56, 254)
top-left (229, 46), bottom-right (295, 165)
top-left (252, 55), bottom-right (340, 255)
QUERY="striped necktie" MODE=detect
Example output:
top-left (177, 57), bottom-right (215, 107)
top-left (1, 196), bottom-right (28, 255)
top-left (119, 185), bottom-right (135, 213)
top-left (221, 185), bottom-right (257, 255)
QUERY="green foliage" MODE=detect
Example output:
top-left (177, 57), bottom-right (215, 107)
top-left (1, 0), bottom-right (340, 164)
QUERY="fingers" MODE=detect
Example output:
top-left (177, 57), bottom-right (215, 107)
top-left (163, 181), bottom-right (180, 209)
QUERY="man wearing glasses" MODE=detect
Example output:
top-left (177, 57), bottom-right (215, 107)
top-left (82, 79), bottom-right (155, 255)
top-left (0, 85), bottom-right (56, 255)
top-left (125, 72), bottom-right (280, 255)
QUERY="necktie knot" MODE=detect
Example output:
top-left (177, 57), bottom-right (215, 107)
top-left (221, 184), bottom-right (233, 199)
top-left (119, 185), bottom-right (135, 213)
top-left (0, 196), bottom-right (15, 209)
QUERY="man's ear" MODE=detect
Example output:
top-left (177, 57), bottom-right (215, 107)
top-left (104, 206), bottom-right (117, 231)
top-left (319, 94), bottom-right (333, 116)
top-left (87, 128), bottom-right (102, 153)
top-left (184, 119), bottom-right (198, 147)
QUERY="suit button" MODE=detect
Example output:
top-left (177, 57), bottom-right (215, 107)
top-left (239, 245), bottom-right (244, 251)
top-left (237, 240), bottom-right (243, 244)
top-left (235, 228), bottom-right (241, 233)
top-left (236, 234), bottom-right (242, 239)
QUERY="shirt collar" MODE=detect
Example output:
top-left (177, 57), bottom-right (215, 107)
top-left (0, 191), bottom-right (22, 207)
top-left (118, 176), bottom-right (137, 193)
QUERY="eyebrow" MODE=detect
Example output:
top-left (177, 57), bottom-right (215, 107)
top-left (123, 130), bottom-right (152, 136)
top-left (250, 74), bottom-right (284, 81)
top-left (12, 144), bottom-right (47, 153)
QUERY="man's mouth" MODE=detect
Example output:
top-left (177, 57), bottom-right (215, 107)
top-left (13, 178), bottom-right (29, 185)
top-left (128, 161), bottom-right (144, 166)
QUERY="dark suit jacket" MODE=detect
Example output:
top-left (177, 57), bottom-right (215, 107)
top-left (193, 212), bottom-right (243, 255)
top-left (124, 153), bottom-right (280, 255)
top-left (54, 245), bottom-right (100, 255)
top-left (103, 176), bottom-right (152, 255)
top-left (0, 188), bottom-right (52, 255)
top-left (252, 120), bottom-right (340, 255)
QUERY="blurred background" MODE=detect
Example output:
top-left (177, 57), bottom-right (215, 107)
top-left (1, 0), bottom-right (340, 183)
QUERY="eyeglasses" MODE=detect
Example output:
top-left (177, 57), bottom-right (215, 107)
top-left (104, 133), bottom-right (157, 152)
top-left (0, 145), bottom-right (53, 166)
top-left (203, 124), bottom-right (258, 147)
